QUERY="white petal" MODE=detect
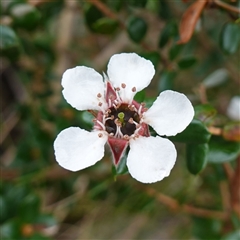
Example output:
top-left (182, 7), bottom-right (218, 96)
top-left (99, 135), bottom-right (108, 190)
top-left (227, 96), bottom-right (240, 121)
top-left (62, 66), bottom-right (107, 111)
top-left (54, 127), bottom-right (107, 171)
top-left (107, 53), bottom-right (155, 102)
top-left (127, 136), bottom-right (177, 183)
top-left (143, 90), bottom-right (194, 136)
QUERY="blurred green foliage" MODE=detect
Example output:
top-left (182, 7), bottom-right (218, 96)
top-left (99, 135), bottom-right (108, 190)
top-left (1, 0), bottom-right (239, 239)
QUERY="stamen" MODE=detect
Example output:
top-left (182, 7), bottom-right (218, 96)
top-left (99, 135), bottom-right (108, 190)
top-left (104, 115), bottom-right (114, 121)
top-left (114, 125), bottom-right (123, 138)
top-left (114, 118), bottom-right (122, 126)
top-left (116, 87), bottom-right (120, 91)
top-left (133, 125), bottom-right (142, 135)
top-left (128, 118), bottom-right (139, 126)
top-left (123, 135), bottom-right (130, 140)
top-left (138, 104), bottom-right (143, 115)
top-left (98, 102), bottom-right (103, 107)
top-left (128, 105), bottom-right (137, 112)
top-left (93, 119), bottom-right (106, 130)
top-left (121, 83), bottom-right (126, 89)
top-left (98, 133), bottom-right (103, 138)
top-left (97, 93), bottom-right (102, 98)
top-left (132, 87), bottom-right (136, 92)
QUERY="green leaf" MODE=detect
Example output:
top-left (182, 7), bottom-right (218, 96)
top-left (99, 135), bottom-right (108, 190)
top-left (0, 220), bottom-right (22, 239)
top-left (128, 0), bottom-right (147, 8)
top-left (178, 57), bottom-right (197, 69)
top-left (127, 16), bottom-right (147, 43)
top-left (169, 119), bottom-right (211, 144)
top-left (28, 233), bottom-right (52, 240)
top-left (80, 111), bottom-right (94, 131)
top-left (35, 214), bottom-right (57, 227)
top-left (18, 193), bottom-right (41, 222)
top-left (207, 136), bottom-right (240, 163)
top-left (134, 89), bottom-right (145, 102)
top-left (186, 143), bottom-right (209, 175)
top-left (11, 4), bottom-right (41, 30)
top-left (84, 4), bottom-right (103, 31)
top-left (158, 0), bottom-right (172, 20)
top-left (139, 51), bottom-right (160, 69)
top-left (202, 68), bottom-right (229, 88)
top-left (194, 104), bottom-right (217, 123)
top-left (92, 18), bottom-right (119, 34)
top-left (0, 25), bottom-right (20, 50)
top-left (0, 196), bottom-right (8, 223)
top-left (220, 23), bottom-right (240, 54)
top-left (169, 44), bottom-right (183, 60)
top-left (158, 21), bottom-right (177, 48)
top-left (221, 230), bottom-right (240, 240)
top-left (192, 217), bottom-right (222, 240)
top-left (158, 70), bottom-right (176, 92)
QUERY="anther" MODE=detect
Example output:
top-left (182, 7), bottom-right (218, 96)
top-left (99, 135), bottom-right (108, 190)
top-left (121, 83), bottom-right (126, 89)
top-left (98, 102), bottom-right (103, 107)
top-left (97, 93), bottom-right (102, 98)
top-left (114, 118), bottom-right (122, 126)
top-left (98, 133), bottom-right (103, 138)
top-left (116, 87), bottom-right (120, 91)
top-left (123, 135), bottom-right (130, 140)
top-left (132, 87), bottom-right (136, 92)
top-left (128, 118), bottom-right (133, 124)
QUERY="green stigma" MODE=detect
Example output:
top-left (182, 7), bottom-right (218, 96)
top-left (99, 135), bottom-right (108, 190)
top-left (118, 112), bottom-right (125, 124)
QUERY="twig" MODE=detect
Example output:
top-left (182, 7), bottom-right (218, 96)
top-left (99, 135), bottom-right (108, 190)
top-left (87, 0), bottom-right (119, 20)
top-left (0, 111), bottom-right (20, 145)
top-left (219, 181), bottom-right (231, 212)
top-left (213, 0), bottom-right (240, 14)
top-left (223, 162), bottom-right (235, 181)
top-left (145, 187), bottom-right (179, 210)
top-left (87, 0), bottom-right (153, 51)
top-left (230, 156), bottom-right (240, 217)
top-left (199, 84), bottom-right (208, 104)
top-left (143, 187), bottom-right (228, 220)
top-left (208, 126), bottom-right (222, 136)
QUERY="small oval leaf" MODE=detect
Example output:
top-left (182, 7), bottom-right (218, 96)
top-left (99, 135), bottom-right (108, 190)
top-left (169, 119), bottom-right (211, 144)
top-left (0, 25), bottom-right (20, 50)
top-left (11, 4), bottom-right (41, 30)
top-left (202, 68), bottom-right (229, 88)
top-left (127, 16), bottom-right (147, 43)
top-left (223, 122), bottom-right (240, 142)
top-left (92, 18), bottom-right (118, 34)
top-left (158, 70), bottom-right (176, 92)
top-left (220, 23), bottom-right (240, 54)
top-left (194, 104), bottom-right (217, 123)
top-left (186, 143), bottom-right (209, 175)
top-left (207, 136), bottom-right (240, 163)
top-left (178, 57), bottom-right (197, 69)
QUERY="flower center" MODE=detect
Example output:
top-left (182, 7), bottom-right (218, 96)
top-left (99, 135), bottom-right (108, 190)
top-left (105, 104), bottom-right (140, 137)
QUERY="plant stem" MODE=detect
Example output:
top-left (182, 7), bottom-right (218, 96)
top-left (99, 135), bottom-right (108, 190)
top-left (142, 186), bottom-right (228, 220)
top-left (213, 0), bottom-right (240, 14)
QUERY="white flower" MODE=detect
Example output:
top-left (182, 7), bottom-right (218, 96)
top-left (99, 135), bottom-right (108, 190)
top-left (54, 53), bottom-right (194, 183)
top-left (227, 96), bottom-right (240, 121)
